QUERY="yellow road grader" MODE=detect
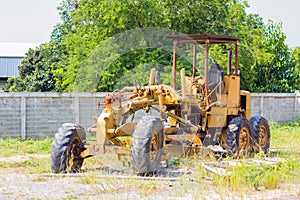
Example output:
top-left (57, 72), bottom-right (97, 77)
top-left (50, 34), bottom-right (270, 174)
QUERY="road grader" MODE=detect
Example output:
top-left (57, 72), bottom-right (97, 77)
top-left (50, 34), bottom-right (271, 174)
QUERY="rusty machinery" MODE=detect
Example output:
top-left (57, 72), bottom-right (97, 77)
top-left (50, 34), bottom-right (271, 174)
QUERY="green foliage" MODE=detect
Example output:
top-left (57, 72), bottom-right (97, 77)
top-left (65, 0), bottom-right (254, 92)
top-left (290, 48), bottom-right (300, 91)
top-left (6, 0), bottom-right (300, 93)
top-left (5, 42), bottom-right (68, 92)
top-left (252, 21), bottom-right (297, 92)
top-left (98, 48), bottom-right (174, 91)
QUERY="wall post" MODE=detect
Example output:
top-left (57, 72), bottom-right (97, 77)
top-left (21, 96), bottom-right (26, 139)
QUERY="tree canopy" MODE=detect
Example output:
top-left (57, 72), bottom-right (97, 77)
top-left (5, 0), bottom-right (300, 93)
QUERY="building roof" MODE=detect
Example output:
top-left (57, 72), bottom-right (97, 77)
top-left (0, 43), bottom-right (39, 57)
top-left (0, 57), bottom-right (22, 77)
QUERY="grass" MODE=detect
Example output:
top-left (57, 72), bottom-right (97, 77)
top-left (77, 170), bottom-right (160, 197)
top-left (0, 156), bottom-right (51, 174)
top-left (270, 122), bottom-right (300, 153)
top-left (0, 122), bottom-right (299, 198)
top-left (212, 157), bottom-right (300, 190)
top-left (0, 137), bottom-right (53, 157)
top-left (0, 137), bottom-right (52, 174)
top-left (205, 122), bottom-right (300, 196)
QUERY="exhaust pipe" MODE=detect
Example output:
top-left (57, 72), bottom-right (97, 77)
top-left (149, 68), bottom-right (156, 85)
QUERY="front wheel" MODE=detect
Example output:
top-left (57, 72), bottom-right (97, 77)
top-left (130, 116), bottom-right (164, 175)
top-left (250, 116), bottom-right (270, 154)
top-left (226, 117), bottom-right (252, 156)
top-left (50, 123), bottom-right (86, 173)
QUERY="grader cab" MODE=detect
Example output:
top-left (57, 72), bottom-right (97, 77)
top-left (50, 34), bottom-right (270, 174)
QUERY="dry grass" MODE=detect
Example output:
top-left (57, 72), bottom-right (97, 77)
top-left (0, 123), bottom-right (299, 199)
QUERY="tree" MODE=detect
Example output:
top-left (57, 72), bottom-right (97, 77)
top-left (6, 0), bottom-right (299, 93)
top-left (5, 44), bottom-right (54, 92)
top-left (253, 21), bottom-right (297, 92)
top-left (62, 0), bottom-right (251, 91)
top-left (290, 47), bottom-right (300, 91)
top-left (5, 0), bottom-right (77, 92)
top-left (5, 42), bottom-right (67, 92)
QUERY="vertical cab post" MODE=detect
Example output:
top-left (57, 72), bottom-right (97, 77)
top-left (227, 50), bottom-right (232, 75)
top-left (181, 68), bottom-right (186, 98)
top-left (172, 40), bottom-right (177, 89)
top-left (192, 44), bottom-right (197, 78)
top-left (181, 68), bottom-right (188, 112)
top-left (235, 41), bottom-right (239, 75)
top-left (205, 40), bottom-right (209, 104)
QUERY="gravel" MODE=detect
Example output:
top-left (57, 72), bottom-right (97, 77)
top-left (0, 155), bottom-right (299, 200)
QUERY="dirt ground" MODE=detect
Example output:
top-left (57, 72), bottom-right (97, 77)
top-left (0, 155), bottom-right (299, 200)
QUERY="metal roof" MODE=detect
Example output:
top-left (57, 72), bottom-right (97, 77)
top-left (166, 34), bottom-right (240, 44)
top-left (0, 57), bottom-right (22, 77)
top-left (0, 43), bottom-right (37, 78)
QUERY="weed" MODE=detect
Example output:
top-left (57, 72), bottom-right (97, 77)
top-left (78, 172), bottom-right (124, 194)
top-left (0, 157), bottom-right (51, 174)
top-left (132, 179), bottom-right (158, 196)
top-left (283, 121), bottom-right (297, 127)
top-left (1, 190), bottom-right (14, 195)
top-left (270, 124), bottom-right (300, 154)
top-left (0, 138), bottom-right (53, 157)
top-left (62, 196), bottom-right (79, 200)
top-left (31, 175), bottom-right (48, 182)
top-left (211, 156), bottom-right (300, 195)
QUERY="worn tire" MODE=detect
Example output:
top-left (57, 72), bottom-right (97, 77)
top-left (50, 123), bottom-right (86, 173)
top-left (130, 116), bottom-right (164, 175)
top-left (250, 116), bottom-right (270, 154)
top-left (226, 117), bottom-right (252, 156)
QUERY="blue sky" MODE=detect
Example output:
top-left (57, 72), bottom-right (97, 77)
top-left (0, 0), bottom-right (299, 48)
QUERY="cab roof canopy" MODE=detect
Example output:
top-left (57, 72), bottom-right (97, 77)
top-left (166, 34), bottom-right (239, 44)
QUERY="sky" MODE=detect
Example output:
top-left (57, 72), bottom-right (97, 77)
top-left (0, 0), bottom-right (299, 53)
top-left (247, 0), bottom-right (300, 48)
top-left (0, 0), bottom-right (61, 44)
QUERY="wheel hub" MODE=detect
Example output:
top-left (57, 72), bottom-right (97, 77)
top-left (239, 127), bottom-right (250, 150)
top-left (259, 125), bottom-right (267, 147)
top-left (150, 133), bottom-right (159, 161)
top-left (66, 142), bottom-right (83, 173)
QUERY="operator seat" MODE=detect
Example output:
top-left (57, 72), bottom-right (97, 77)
top-left (208, 63), bottom-right (224, 102)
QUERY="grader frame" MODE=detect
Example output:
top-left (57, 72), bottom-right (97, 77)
top-left (50, 34), bottom-right (270, 174)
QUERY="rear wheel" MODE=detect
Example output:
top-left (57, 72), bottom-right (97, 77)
top-left (50, 123), bottom-right (86, 173)
top-left (250, 116), bottom-right (270, 154)
top-left (130, 116), bottom-right (164, 175)
top-left (226, 117), bottom-right (252, 156)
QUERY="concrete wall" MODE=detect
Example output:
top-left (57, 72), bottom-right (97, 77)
top-left (0, 93), bottom-right (104, 139)
top-left (251, 92), bottom-right (300, 124)
top-left (0, 92), bottom-right (299, 139)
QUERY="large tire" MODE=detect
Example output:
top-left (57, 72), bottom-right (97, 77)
top-left (130, 116), bottom-right (164, 175)
top-left (50, 123), bottom-right (86, 173)
top-left (250, 116), bottom-right (270, 154)
top-left (226, 117), bottom-right (252, 156)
